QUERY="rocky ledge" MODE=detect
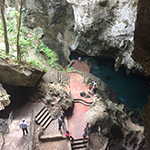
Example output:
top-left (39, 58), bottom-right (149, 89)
top-left (0, 58), bottom-right (45, 87)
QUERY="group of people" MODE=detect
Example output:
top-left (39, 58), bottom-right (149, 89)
top-left (58, 115), bottom-right (91, 141)
top-left (82, 122), bottom-right (90, 139)
top-left (58, 115), bottom-right (74, 141)
top-left (87, 80), bottom-right (98, 95)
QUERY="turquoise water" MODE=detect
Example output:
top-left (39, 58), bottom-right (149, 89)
top-left (70, 52), bottom-right (150, 113)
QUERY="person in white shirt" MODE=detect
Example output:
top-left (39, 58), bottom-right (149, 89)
top-left (20, 118), bottom-right (29, 136)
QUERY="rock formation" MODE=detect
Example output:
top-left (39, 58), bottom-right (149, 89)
top-left (82, 71), bottom-right (145, 149)
top-left (86, 96), bottom-right (145, 150)
top-left (3, 0), bottom-right (150, 149)
top-left (24, 0), bottom-right (144, 73)
top-left (0, 58), bottom-right (45, 87)
top-left (29, 81), bottom-right (73, 119)
top-left (132, 0), bottom-right (150, 149)
top-left (0, 83), bottom-right (10, 111)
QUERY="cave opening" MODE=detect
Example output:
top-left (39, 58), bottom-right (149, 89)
top-left (0, 83), bottom-right (29, 118)
top-left (69, 51), bottom-right (150, 115)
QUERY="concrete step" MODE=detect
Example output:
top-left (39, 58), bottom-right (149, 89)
top-left (74, 99), bottom-right (92, 106)
top-left (71, 138), bottom-right (88, 150)
top-left (71, 144), bottom-right (87, 150)
top-left (35, 106), bottom-right (52, 130)
top-left (43, 117), bottom-right (53, 130)
top-left (37, 110), bottom-right (49, 124)
top-left (40, 113), bottom-right (51, 126)
top-left (71, 140), bottom-right (88, 146)
top-left (35, 106), bottom-right (47, 122)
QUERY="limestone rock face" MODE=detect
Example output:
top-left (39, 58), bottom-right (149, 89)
top-left (0, 83), bottom-right (10, 111)
top-left (24, 0), bottom-right (144, 72)
top-left (85, 97), bottom-right (145, 150)
top-left (24, 0), bottom-right (75, 67)
top-left (29, 81), bottom-right (73, 119)
top-left (0, 58), bottom-right (45, 87)
top-left (133, 0), bottom-right (150, 75)
top-left (67, 0), bottom-right (143, 71)
top-left (132, 0), bottom-right (150, 149)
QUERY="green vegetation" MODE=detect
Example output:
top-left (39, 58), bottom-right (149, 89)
top-left (66, 67), bottom-right (74, 72)
top-left (0, 7), bottom-right (32, 59)
top-left (0, 7), bottom-right (61, 71)
top-left (38, 41), bottom-right (59, 68)
top-left (1, 93), bottom-right (11, 101)
top-left (27, 59), bottom-right (41, 68)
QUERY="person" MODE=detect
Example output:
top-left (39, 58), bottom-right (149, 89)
top-left (93, 80), bottom-right (98, 88)
top-left (84, 123), bottom-right (90, 133)
top-left (92, 86), bottom-right (98, 95)
top-left (82, 131), bottom-right (87, 139)
top-left (58, 116), bottom-right (63, 130)
top-left (87, 83), bottom-right (92, 93)
top-left (20, 118), bottom-right (29, 136)
top-left (65, 130), bottom-right (74, 141)
top-left (78, 57), bottom-right (81, 63)
top-left (98, 126), bottom-right (101, 137)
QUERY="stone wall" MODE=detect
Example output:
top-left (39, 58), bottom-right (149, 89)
top-left (133, 0), bottom-right (150, 149)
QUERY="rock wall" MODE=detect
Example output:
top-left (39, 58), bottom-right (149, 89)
top-left (23, 0), bottom-right (144, 73)
top-left (86, 97), bottom-right (145, 150)
top-left (20, 0), bottom-right (150, 148)
top-left (132, 0), bottom-right (150, 149)
top-left (24, 0), bottom-right (76, 67)
top-left (67, 0), bottom-right (142, 71)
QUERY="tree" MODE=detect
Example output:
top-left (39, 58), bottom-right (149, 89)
top-left (0, 0), bottom-right (9, 54)
top-left (15, 0), bottom-right (19, 28)
top-left (16, 0), bottom-right (23, 62)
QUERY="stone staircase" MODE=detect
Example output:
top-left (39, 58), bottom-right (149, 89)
top-left (35, 106), bottom-right (52, 130)
top-left (71, 138), bottom-right (89, 150)
top-left (57, 71), bottom-right (69, 85)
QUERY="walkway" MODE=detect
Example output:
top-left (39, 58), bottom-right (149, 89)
top-left (69, 60), bottom-right (90, 73)
top-left (0, 59), bottom-right (92, 150)
top-left (67, 72), bottom-right (93, 139)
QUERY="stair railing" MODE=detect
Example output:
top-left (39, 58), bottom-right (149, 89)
top-left (28, 110), bottom-right (34, 150)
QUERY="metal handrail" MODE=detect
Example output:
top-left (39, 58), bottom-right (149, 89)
top-left (0, 110), bottom-right (14, 150)
top-left (28, 110), bottom-right (34, 150)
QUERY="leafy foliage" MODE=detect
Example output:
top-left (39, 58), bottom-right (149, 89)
top-left (66, 67), bottom-right (74, 72)
top-left (0, 7), bottom-right (32, 59)
top-left (0, 7), bottom-right (61, 71)
top-left (38, 41), bottom-right (59, 68)
top-left (1, 92), bottom-right (11, 101)
top-left (27, 59), bottom-right (41, 68)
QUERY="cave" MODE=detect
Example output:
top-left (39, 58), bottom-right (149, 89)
top-left (0, 83), bottom-right (29, 118)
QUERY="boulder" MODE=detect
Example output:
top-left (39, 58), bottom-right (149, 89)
top-left (0, 58), bottom-right (45, 87)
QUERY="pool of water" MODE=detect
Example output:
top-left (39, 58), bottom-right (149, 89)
top-left (70, 52), bottom-right (150, 113)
